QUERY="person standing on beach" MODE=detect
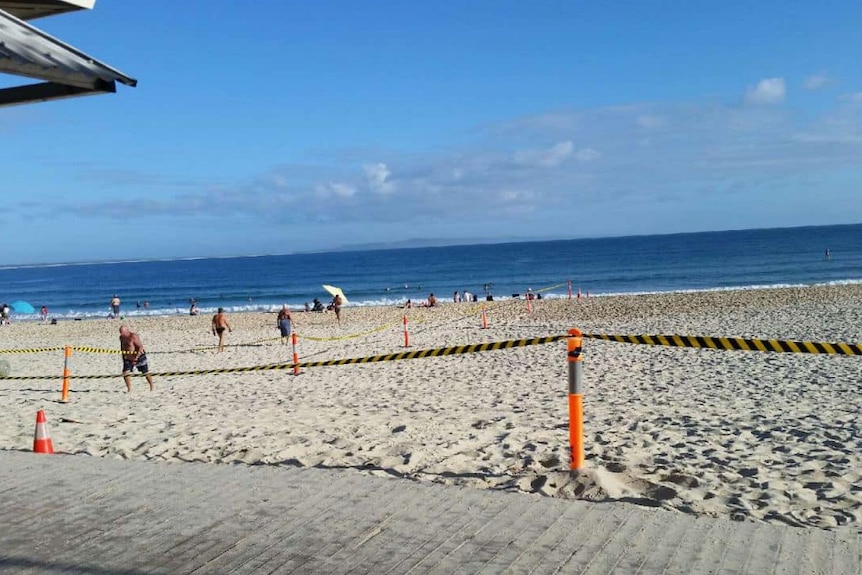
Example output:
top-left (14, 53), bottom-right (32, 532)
top-left (212, 307), bottom-right (232, 351)
top-left (277, 304), bottom-right (293, 344)
top-left (331, 294), bottom-right (343, 323)
top-left (119, 325), bottom-right (154, 392)
top-left (110, 295), bottom-right (121, 318)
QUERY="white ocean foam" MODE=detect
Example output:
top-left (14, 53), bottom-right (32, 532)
top-left (13, 277), bottom-right (862, 322)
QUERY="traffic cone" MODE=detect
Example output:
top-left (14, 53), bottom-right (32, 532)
top-left (33, 410), bottom-right (54, 454)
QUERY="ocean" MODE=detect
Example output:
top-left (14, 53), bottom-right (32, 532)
top-left (1, 224), bottom-right (860, 321)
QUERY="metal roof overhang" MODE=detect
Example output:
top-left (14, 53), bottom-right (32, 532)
top-left (0, 0), bottom-right (94, 21)
top-left (0, 4), bottom-right (136, 107)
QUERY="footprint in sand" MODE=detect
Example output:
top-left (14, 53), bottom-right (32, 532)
top-left (664, 472), bottom-right (700, 488)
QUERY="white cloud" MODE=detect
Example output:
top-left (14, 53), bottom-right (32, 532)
top-left (804, 74), bottom-right (829, 90)
top-left (332, 183), bottom-right (356, 198)
top-left (62, 90), bottom-right (862, 235)
top-left (500, 189), bottom-right (536, 201)
top-left (636, 114), bottom-right (665, 129)
top-left (744, 78), bottom-right (786, 105)
top-left (316, 182), bottom-right (356, 199)
top-left (514, 141), bottom-right (574, 167)
top-left (363, 162), bottom-right (395, 195)
top-left (574, 147), bottom-right (600, 162)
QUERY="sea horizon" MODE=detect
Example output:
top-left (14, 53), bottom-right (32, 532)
top-left (1, 222), bottom-right (860, 321)
top-left (4, 221), bottom-right (859, 270)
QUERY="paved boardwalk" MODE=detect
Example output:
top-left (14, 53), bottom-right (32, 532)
top-left (1, 451), bottom-right (860, 574)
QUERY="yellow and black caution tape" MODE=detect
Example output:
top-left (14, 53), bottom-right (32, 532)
top-left (297, 322), bottom-right (396, 342)
top-left (583, 333), bottom-right (862, 355)
top-left (250, 336), bottom-right (285, 345)
top-left (70, 346), bottom-right (127, 354)
top-left (3, 331), bottom-right (859, 381)
top-left (161, 336), bottom-right (283, 354)
top-left (292, 333), bottom-right (567, 367)
top-left (0, 334), bottom-right (569, 380)
top-left (0, 345), bottom-right (180, 356)
top-left (0, 347), bottom-right (64, 354)
top-left (0, 280), bottom-right (571, 357)
top-left (0, 346), bottom-right (144, 355)
top-left (538, 282), bottom-right (568, 294)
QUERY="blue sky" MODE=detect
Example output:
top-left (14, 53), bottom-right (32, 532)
top-left (3, 1), bottom-right (862, 264)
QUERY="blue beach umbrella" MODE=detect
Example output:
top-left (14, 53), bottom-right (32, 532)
top-left (9, 300), bottom-right (35, 314)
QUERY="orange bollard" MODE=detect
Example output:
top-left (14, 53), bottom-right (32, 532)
top-left (60, 346), bottom-right (71, 403)
top-left (481, 306), bottom-right (488, 329)
top-left (403, 315), bottom-right (410, 347)
top-left (33, 410), bottom-right (54, 454)
top-left (567, 328), bottom-right (584, 471)
top-left (291, 332), bottom-right (300, 375)
top-left (567, 280), bottom-right (573, 300)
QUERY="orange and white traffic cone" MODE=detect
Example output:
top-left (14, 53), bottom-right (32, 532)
top-left (33, 410), bottom-right (54, 454)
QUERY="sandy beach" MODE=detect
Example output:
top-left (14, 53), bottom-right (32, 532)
top-left (1, 285), bottom-right (861, 531)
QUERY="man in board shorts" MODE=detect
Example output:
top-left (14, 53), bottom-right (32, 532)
top-left (119, 325), bottom-right (154, 392)
top-left (212, 307), bottom-right (232, 352)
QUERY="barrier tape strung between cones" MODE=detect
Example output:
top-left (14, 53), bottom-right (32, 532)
top-left (0, 346), bottom-right (64, 354)
top-left (538, 282), bottom-right (568, 293)
top-left (297, 322), bottom-right (396, 342)
top-left (0, 346), bottom-right (143, 355)
top-left (0, 334), bottom-right (571, 380)
top-left (3, 327), bottom-right (862, 365)
top-left (71, 346), bottom-right (128, 354)
top-left (2, 331), bottom-right (861, 381)
top-left (582, 333), bottom-right (862, 355)
top-left (189, 321), bottom-right (398, 348)
top-left (186, 323), bottom-right (398, 350)
top-left (59, 333), bottom-right (862, 357)
top-left (0, 280), bottom-right (567, 357)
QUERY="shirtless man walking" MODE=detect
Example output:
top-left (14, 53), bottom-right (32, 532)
top-left (212, 307), bottom-right (232, 352)
top-left (119, 325), bottom-right (154, 392)
top-left (331, 294), bottom-right (342, 323)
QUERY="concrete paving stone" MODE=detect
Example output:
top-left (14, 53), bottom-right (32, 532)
top-left (0, 451), bottom-right (860, 574)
